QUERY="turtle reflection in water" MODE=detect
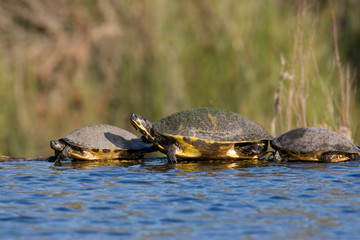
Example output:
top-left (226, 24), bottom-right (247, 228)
top-left (50, 124), bottom-right (153, 164)
top-left (130, 108), bottom-right (272, 163)
top-left (271, 127), bottom-right (360, 162)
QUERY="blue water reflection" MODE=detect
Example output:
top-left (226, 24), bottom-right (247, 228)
top-left (0, 158), bottom-right (359, 239)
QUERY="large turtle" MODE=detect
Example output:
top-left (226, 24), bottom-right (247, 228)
top-left (271, 127), bottom-right (360, 162)
top-left (50, 124), bottom-right (153, 164)
top-left (130, 108), bottom-right (272, 163)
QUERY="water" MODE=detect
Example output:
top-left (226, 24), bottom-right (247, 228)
top-left (0, 158), bottom-right (360, 240)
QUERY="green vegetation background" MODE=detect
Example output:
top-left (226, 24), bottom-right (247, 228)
top-left (0, 0), bottom-right (359, 158)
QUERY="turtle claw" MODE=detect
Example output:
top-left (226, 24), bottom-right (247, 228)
top-left (273, 151), bottom-right (283, 161)
top-left (48, 154), bottom-right (63, 166)
top-left (54, 159), bottom-right (62, 166)
top-left (53, 154), bottom-right (64, 166)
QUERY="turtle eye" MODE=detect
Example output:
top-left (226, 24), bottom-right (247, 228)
top-left (130, 114), bottom-right (148, 131)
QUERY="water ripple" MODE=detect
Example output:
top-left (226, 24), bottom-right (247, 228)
top-left (0, 159), bottom-right (360, 239)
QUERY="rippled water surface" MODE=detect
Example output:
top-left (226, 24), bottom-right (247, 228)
top-left (1, 158), bottom-right (360, 239)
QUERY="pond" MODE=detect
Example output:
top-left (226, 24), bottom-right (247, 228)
top-left (0, 158), bottom-right (360, 239)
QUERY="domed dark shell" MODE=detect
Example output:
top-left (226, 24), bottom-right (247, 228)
top-left (153, 108), bottom-right (272, 142)
top-left (62, 124), bottom-right (148, 150)
top-left (271, 127), bottom-right (359, 153)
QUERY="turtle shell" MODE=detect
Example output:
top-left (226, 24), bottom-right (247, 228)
top-left (56, 124), bottom-right (150, 160)
top-left (152, 108), bottom-right (272, 159)
top-left (271, 127), bottom-right (360, 162)
top-left (63, 124), bottom-right (147, 150)
top-left (154, 108), bottom-right (272, 141)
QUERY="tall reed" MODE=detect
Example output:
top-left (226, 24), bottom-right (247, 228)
top-left (271, 1), bottom-right (357, 141)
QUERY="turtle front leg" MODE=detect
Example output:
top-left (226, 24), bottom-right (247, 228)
top-left (48, 150), bottom-right (64, 165)
top-left (53, 146), bottom-right (72, 166)
top-left (165, 144), bottom-right (177, 164)
top-left (54, 154), bottom-right (63, 166)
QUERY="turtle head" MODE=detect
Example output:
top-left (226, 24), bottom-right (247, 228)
top-left (130, 113), bottom-right (155, 143)
top-left (50, 140), bottom-right (66, 151)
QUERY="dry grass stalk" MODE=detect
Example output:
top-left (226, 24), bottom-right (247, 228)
top-left (330, 5), bottom-right (354, 140)
top-left (273, 1), bottom-right (357, 142)
top-left (274, 1), bottom-right (318, 135)
top-left (271, 54), bottom-right (293, 136)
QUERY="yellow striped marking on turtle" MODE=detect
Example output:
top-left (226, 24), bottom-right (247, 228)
top-left (271, 127), bottom-right (360, 162)
top-left (50, 124), bottom-right (154, 164)
top-left (130, 108), bottom-right (272, 163)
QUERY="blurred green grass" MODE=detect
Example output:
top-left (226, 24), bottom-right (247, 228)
top-left (0, 0), bottom-right (359, 158)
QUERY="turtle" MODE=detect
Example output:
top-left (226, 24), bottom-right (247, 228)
top-left (270, 127), bottom-right (360, 162)
top-left (130, 108), bottom-right (272, 163)
top-left (50, 124), bottom-right (154, 164)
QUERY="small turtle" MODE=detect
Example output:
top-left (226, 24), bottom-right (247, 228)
top-left (130, 108), bottom-right (272, 163)
top-left (271, 127), bottom-right (360, 162)
top-left (50, 124), bottom-right (153, 164)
